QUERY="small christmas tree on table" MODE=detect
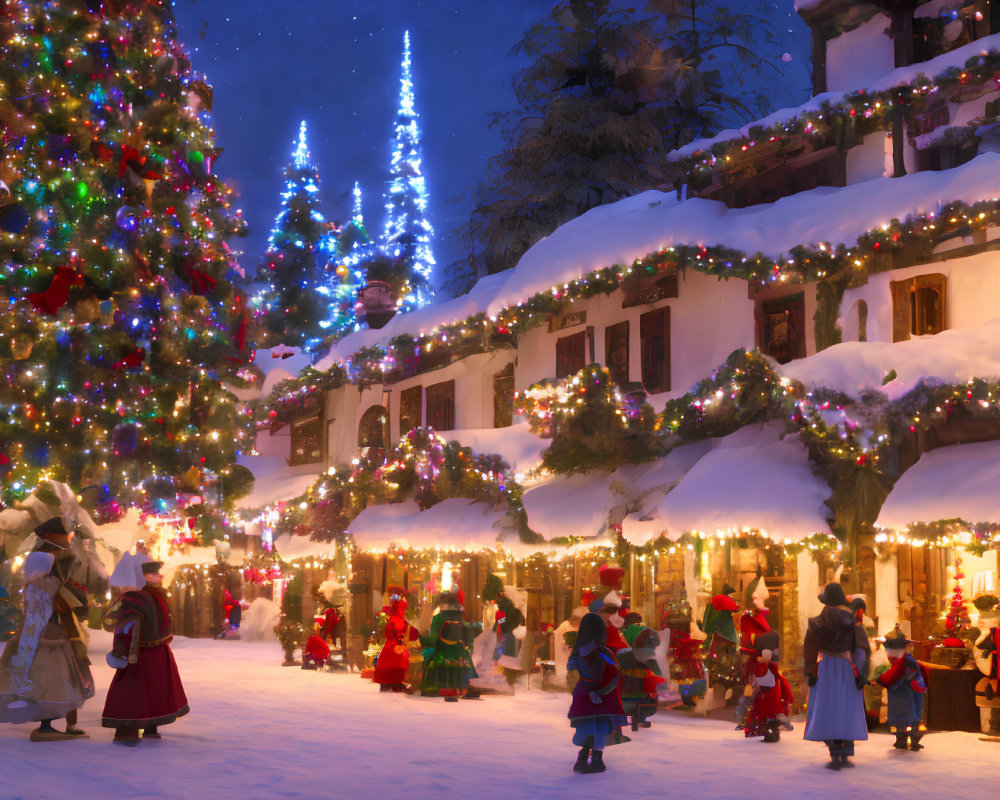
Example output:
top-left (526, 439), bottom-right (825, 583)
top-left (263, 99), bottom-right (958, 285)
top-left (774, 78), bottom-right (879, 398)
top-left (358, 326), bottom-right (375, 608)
top-left (943, 555), bottom-right (971, 647)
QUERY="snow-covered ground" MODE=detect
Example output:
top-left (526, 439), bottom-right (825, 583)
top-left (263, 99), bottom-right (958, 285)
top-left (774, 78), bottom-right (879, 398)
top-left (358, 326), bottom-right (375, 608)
top-left (0, 632), bottom-right (994, 800)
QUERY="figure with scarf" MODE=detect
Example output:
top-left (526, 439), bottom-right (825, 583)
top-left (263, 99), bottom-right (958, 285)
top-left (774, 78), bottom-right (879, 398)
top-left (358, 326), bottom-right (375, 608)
top-left (567, 612), bottom-right (628, 774)
top-left (0, 517), bottom-right (94, 741)
top-left (877, 628), bottom-right (928, 751)
top-left (374, 587), bottom-right (419, 692)
top-left (803, 582), bottom-right (868, 769)
top-left (102, 555), bottom-right (189, 746)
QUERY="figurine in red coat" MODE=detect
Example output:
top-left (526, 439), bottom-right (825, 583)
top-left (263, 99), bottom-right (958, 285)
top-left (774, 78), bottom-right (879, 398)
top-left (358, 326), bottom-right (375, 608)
top-left (374, 587), bottom-right (419, 693)
top-left (741, 631), bottom-right (794, 742)
top-left (102, 557), bottom-right (189, 746)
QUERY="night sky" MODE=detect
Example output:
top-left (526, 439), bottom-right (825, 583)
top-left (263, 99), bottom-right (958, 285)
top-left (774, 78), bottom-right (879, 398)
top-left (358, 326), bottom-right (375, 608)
top-left (172, 1), bottom-right (810, 292)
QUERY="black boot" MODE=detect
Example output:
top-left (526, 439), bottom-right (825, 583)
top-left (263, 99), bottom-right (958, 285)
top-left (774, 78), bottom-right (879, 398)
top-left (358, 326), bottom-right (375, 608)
top-left (839, 756), bottom-right (855, 768)
top-left (584, 750), bottom-right (606, 773)
top-left (573, 748), bottom-right (590, 773)
top-left (909, 732), bottom-right (924, 751)
top-left (893, 730), bottom-right (908, 750)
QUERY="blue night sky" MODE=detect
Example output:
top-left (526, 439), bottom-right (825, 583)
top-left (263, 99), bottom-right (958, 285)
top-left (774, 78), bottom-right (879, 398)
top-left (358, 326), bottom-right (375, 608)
top-left (172, 1), bottom-right (810, 291)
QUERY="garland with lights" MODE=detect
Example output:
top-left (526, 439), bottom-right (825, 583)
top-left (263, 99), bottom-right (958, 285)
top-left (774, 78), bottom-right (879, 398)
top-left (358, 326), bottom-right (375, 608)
top-left (671, 39), bottom-right (1000, 183)
top-left (515, 364), bottom-right (657, 474)
top-left (255, 427), bottom-right (540, 545)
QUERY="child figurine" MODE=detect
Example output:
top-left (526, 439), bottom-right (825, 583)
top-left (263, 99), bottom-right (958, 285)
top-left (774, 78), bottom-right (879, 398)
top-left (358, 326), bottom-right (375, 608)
top-left (618, 625), bottom-right (665, 731)
top-left (877, 628), bottom-right (928, 751)
top-left (567, 612), bottom-right (628, 773)
top-left (742, 631), bottom-right (794, 742)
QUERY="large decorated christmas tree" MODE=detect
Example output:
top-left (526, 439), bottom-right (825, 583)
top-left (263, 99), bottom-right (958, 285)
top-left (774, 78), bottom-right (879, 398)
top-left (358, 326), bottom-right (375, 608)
top-left (0, 0), bottom-right (249, 516)
top-left (255, 119), bottom-right (330, 349)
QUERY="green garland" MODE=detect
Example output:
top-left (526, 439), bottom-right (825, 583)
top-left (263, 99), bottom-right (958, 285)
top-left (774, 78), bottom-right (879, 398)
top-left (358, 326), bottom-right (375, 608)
top-left (264, 427), bottom-right (541, 544)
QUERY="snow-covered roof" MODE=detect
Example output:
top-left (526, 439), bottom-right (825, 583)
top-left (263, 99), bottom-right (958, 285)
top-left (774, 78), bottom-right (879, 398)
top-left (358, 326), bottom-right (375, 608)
top-left (623, 423), bottom-right (832, 544)
top-left (670, 32), bottom-right (1000, 162)
top-left (438, 422), bottom-right (547, 474)
top-left (780, 316), bottom-right (1000, 400)
top-left (876, 440), bottom-right (1000, 529)
top-left (346, 498), bottom-right (511, 551)
top-left (520, 470), bottom-right (621, 540)
top-left (491, 153), bottom-right (1000, 311)
top-left (312, 152), bottom-right (1000, 370)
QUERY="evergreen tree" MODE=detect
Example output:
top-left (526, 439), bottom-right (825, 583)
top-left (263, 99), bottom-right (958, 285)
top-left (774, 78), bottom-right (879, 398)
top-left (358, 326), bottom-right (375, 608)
top-left (256, 120), bottom-right (328, 348)
top-left (381, 30), bottom-right (434, 312)
top-left (465, 0), bottom-right (783, 279)
top-left (317, 182), bottom-right (368, 338)
top-left (0, 0), bottom-right (249, 515)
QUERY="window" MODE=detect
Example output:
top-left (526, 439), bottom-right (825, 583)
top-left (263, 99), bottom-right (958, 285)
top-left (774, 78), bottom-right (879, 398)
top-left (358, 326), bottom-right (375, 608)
top-left (399, 385), bottom-right (422, 435)
top-left (640, 308), bottom-right (670, 393)
top-left (290, 415), bottom-right (322, 466)
top-left (891, 274), bottom-right (946, 342)
top-left (605, 321), bottom-right (629, 387)
top-left (757, 293), bottom-right (805, 364)
top-left (358, 405), bottom-right (387, 449)
top-left (493, 364), bottom-right (514, 428)
top-left (555, 331), bottom-right (586, 379)
top-left (426, 380), bottom-right (455, 431)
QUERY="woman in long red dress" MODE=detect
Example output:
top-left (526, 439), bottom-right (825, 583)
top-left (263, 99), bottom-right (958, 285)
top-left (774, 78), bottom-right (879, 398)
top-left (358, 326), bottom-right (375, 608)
top-left (102, 556), bottom-right (189, 746)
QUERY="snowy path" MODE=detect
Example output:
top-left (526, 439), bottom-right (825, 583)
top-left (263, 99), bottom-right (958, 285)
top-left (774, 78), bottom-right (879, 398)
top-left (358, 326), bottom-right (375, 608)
top-left (0, 632), bottom-right (994, 800)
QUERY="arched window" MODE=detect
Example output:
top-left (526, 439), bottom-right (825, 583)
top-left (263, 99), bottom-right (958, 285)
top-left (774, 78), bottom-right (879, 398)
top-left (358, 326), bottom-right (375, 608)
top-left (358, 405), bottom-right (388, 449)
top-left (844, 299), bottom-right (868, 342)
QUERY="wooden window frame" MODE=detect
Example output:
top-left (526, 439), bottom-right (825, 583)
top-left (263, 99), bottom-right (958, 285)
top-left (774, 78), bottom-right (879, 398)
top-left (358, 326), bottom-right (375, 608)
top-left (891, 273), bottom-right (946, 342)
top-left (425, 380), bottom-right (455, 432)
top-left (555, 330), bottom-right (587, 379)
top-left (639, 307), bottom-right (671, 394)
top-left (399, 385), bottom-right (422, 436)
top-left (493, 364), bottom-right (514, 429)
top-left (605, 321), bottom-right (630, 387)
top-left (756, 291), bottom-right (806, 364)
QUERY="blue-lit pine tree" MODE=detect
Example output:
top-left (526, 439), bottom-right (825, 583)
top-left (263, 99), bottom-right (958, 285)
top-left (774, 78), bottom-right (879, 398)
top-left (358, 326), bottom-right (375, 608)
top-left (317, 182), bottom-right (371, 338)
top-left (379, 30), bottom-right (435, 313)
top-left (256, 120), bottom-right (328, 348)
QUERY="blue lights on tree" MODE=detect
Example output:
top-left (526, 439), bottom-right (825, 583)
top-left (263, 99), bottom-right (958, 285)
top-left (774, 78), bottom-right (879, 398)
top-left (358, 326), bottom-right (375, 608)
top-left (381, 30), bottom-right (435, 312)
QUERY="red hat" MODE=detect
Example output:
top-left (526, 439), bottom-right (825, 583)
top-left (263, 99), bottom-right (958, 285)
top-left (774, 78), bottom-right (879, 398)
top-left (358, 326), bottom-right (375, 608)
top-left (598, 563), bottom-right (625, 590)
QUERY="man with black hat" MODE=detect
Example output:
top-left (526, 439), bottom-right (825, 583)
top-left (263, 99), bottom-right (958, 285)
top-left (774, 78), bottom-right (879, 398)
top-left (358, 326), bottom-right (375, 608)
top-left (0, 515), bottom-right (95, 741)
top-left (803, 582), bottom-right (868, 769)
top-left (101, 556), bottom-right (189, 745)
top-left (876, 627), bottom-right (928, 751)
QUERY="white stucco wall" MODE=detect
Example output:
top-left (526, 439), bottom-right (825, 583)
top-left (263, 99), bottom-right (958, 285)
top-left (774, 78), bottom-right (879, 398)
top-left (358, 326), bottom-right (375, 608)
top-left (826, 13), bottom-right (894, 93)
top-left (515, 270), bottom-right (758, 403)
top-left (846, 131), bottom-right (890, 184)
top-left (840, 246), bottom-right (1000, 343)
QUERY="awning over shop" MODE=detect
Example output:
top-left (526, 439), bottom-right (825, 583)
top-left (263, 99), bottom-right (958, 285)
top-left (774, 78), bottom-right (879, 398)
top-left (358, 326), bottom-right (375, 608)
top-left (347, 498), bottom-right (511, 551)
top-left (622, 423), bottom-right (833, 544)
top-left (521, 470), bottom-right (623, 540)
top-left (876, 440), bottom-right (1000, 530)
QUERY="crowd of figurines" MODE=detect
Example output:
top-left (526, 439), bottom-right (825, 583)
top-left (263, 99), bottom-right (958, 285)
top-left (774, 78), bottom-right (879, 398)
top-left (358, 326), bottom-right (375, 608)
top-left (0, 517), bottom-right (188, 746)
top-left (5, 540), bottom-right (1000, 766)
top-left (280, 561), bottom-right (1000, 773)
